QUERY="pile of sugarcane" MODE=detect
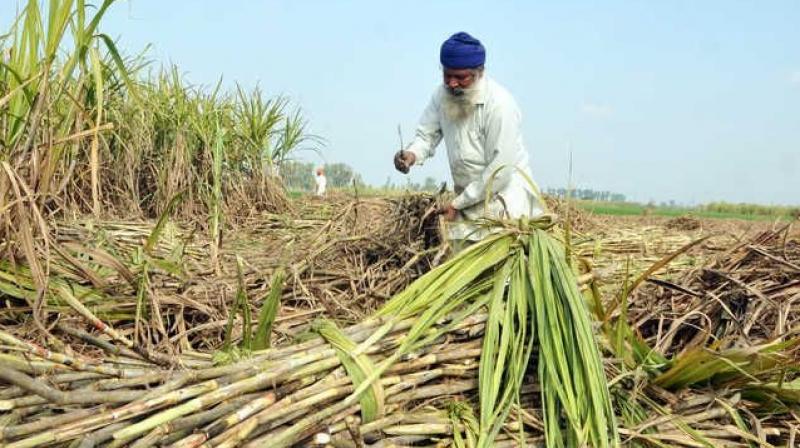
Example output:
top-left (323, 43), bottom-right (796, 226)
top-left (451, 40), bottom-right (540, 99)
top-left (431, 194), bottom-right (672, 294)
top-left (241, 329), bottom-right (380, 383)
top-left (0, 216), bottom-right (621, 447)
top-left (663, 215), bottom-right (702, 231)
top-left (574, 224), bottom-right (727, 289)
top-left (3, 204), bottom-right (800, 446)
top-left (630, 224), bottom-right (800, 353)
top-left (599, 223), bottom-right (800, 447)
top-left (0, 193), bottom-right (446, 355)
top-left (0, 312), bottom-right (488, 447)
top-left (541, 196), bottom-right (601, 233)
top-left (209, 193), bottom-right (447, 322)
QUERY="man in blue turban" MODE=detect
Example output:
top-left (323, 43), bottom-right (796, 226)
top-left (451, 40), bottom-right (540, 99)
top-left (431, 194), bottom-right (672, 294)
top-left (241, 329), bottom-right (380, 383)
top-left (394, 32), bottom-right (543, 242)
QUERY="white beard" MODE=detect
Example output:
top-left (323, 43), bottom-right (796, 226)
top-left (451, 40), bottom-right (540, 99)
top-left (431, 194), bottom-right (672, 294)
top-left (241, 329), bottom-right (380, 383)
top-left (441, 82), bottom-right (480, 122)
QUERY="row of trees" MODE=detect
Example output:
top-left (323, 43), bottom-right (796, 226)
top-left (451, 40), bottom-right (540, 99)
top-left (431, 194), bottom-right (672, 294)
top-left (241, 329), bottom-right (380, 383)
top-left (281, 161), bottom-right (362, 190)
top-left (281, 169), bottom-right (798, 219)
top-left (381, 176), bottom-right (442, 193)
top-left (281, 161), bottom-right (442, 193)
top-left (545, 188), bottom-right (627, 202)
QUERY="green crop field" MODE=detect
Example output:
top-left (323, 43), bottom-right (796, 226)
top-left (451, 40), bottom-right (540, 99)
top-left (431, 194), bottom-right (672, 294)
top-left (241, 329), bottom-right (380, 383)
top-left (576, 200), bottom-right (797, 221)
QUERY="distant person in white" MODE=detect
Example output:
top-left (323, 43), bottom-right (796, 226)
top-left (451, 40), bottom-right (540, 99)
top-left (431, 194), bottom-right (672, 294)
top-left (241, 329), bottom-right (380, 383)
top-left (394, 32), bottom-right (542, 241)
top-left (314, 167), bottom-right (327, 197)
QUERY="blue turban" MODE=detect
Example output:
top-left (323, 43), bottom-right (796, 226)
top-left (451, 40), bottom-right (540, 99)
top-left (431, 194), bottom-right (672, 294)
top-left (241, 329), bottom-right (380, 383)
top-left (440, 32), bottom-right (486, 69)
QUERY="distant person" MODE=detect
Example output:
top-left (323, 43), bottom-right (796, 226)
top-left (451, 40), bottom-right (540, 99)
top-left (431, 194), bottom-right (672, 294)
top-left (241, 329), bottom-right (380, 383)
top-left (314, 167), bottom-right (327, 197)
top-left (394, 32), bottom-right (542, 241)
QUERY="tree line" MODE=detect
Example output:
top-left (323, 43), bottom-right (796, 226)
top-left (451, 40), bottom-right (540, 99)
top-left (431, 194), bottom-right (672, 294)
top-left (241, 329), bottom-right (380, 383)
top-left (545, 188), bottom-right (626, 203)
top-left (281, 161), bottom-right (441, 193)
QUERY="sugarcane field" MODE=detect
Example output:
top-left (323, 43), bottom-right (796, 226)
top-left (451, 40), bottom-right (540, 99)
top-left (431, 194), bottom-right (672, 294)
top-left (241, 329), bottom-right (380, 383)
top-left (2, 2), bottom-right (800, 447)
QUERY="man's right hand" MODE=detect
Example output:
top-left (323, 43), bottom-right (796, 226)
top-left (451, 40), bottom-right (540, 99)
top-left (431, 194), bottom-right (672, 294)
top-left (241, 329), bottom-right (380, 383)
top-left (393, 150), bottom-right (416, 174)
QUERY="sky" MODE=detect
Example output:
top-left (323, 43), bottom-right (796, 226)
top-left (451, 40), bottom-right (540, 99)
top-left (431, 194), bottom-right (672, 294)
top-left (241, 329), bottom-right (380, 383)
top-left (4, 1), bottom-right (799, 205)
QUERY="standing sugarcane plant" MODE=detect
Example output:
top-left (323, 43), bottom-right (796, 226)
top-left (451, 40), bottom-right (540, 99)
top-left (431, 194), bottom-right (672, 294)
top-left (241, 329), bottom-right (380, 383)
top-left (0, 0), bottom-right (131, 331)
top-left (209, 121), bottom-right (225, 274)
top-left (273, 108), bottom-right (324, 169)
top-left (232, 84), bottom-right (286, 179)
top-left (3, 1), bottom-right (314, 226)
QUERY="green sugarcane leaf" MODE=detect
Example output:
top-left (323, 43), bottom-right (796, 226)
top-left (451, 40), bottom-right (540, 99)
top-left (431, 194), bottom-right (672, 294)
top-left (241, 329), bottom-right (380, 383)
top-left (253, 268), bottom-right (285, 350)
top-left (315, 319), bottom-right (385, 423)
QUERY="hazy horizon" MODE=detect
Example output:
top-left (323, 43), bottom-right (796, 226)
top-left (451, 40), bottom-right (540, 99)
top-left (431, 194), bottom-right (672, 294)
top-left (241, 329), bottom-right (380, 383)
top-left (3, 0), bottom-right (798, 206)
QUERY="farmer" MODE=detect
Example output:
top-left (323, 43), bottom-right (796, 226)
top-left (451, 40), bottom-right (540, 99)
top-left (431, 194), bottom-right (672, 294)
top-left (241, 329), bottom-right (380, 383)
top-left (314, 167), bottom-right (327, 197)
top-left (394, 32), bottom-right (542, 242)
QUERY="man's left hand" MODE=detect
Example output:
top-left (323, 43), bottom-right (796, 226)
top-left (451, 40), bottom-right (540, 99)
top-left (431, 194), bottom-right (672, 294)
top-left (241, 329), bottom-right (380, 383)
top-left (440, 203), bottom-right (458, 221)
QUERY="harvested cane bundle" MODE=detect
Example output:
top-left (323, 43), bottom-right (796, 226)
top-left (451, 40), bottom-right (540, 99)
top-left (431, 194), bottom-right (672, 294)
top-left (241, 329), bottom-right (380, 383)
top-left (375, 216), bottom-right (618, 447)
top-left (0, 217), bottom-right (615, 447)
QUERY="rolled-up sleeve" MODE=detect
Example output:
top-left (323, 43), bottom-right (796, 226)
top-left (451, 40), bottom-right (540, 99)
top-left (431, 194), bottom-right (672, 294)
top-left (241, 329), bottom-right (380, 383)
top-left (405, 92), bottom-right (442, 165)
top-left (452, 100), bottom-right (521, 210)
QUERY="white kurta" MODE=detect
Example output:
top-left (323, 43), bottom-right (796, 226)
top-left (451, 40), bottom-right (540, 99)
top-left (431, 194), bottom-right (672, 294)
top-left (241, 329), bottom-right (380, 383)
top-left (405, 75), bottom-right (543, 240)
top-left (315, 174), bottom-right (327, 196)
